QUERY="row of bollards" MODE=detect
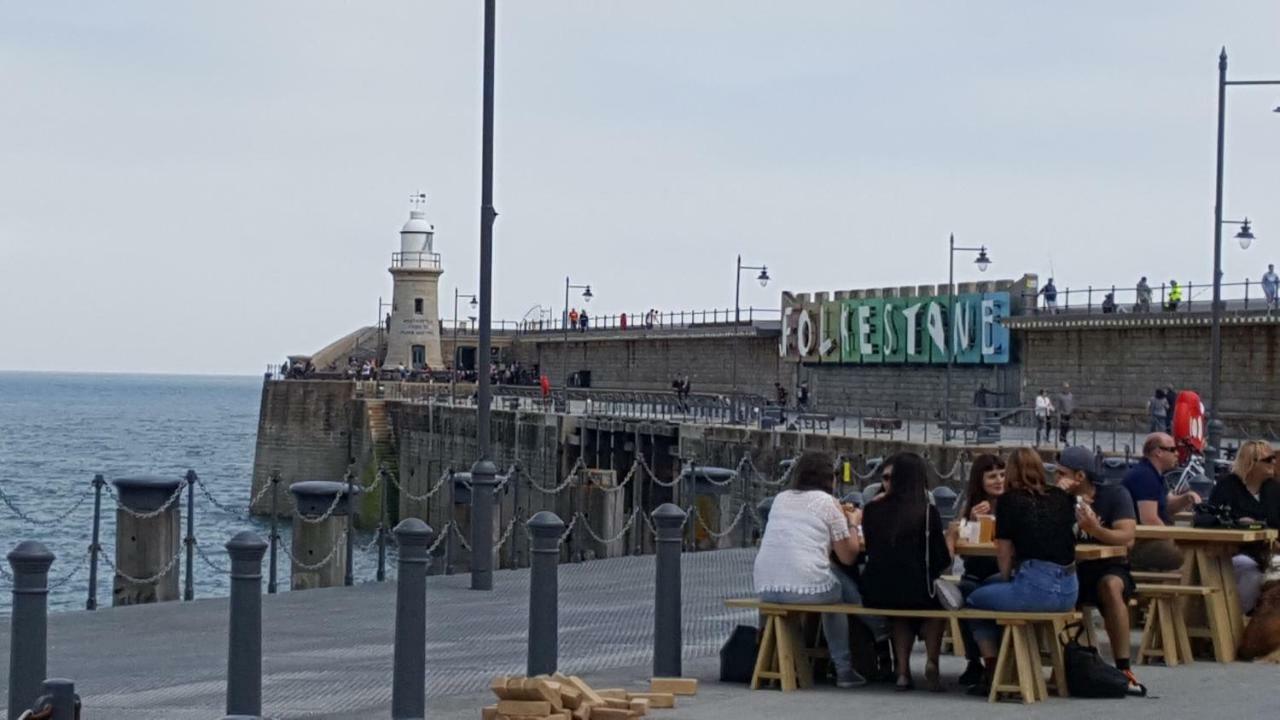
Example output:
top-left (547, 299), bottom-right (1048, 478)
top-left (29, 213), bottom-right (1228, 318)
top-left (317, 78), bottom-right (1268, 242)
top-left (10, 503), bottom-right (690, 720)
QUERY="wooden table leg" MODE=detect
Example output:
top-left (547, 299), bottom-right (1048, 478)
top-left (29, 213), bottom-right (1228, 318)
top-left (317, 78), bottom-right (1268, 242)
top-left (1195, 549), bottom-right (1238, 662)
top-left (1209, 548), bottom-right (1246, 646)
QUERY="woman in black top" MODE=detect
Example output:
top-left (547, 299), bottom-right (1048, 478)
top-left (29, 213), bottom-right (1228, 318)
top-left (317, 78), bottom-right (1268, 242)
top-left (955, 453), bottom-right (1006, 686)
top-left (861, 453), bottom-right (955, 692)
top-left (1195, 440), bottom-right (1280, 613)
top-left (964, 448), bottom-right (1078, 694)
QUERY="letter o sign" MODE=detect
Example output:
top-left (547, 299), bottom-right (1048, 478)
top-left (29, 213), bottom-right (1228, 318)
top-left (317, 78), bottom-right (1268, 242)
top-left (797, 309), bottom-right (815, 356)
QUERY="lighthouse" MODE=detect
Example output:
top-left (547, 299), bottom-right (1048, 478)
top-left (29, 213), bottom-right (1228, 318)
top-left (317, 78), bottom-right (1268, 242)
top-left (384, 193), bottom-right (444, 370)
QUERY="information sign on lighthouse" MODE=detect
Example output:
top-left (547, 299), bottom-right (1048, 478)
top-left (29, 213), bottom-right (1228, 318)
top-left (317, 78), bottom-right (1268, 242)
top-left (385, 193), bottom-right (444, 370)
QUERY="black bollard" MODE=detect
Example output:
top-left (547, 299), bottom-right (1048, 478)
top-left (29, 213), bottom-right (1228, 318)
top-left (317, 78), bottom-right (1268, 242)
top-left (470, 459), bottom-right (499, 591)
top-left (267, 471), bottom-right (280, 595)
top-left (7, 540), bottom-right (55, 720)
top-left (392, 519), bottom-right (433, 720)
top-left (224, 531), bottom-right (267, 718)
top-left (527, 511), bottom-right (564, 676)
top-left (652, 503), bottom-right (686, 678)
top-left (86, 473), bottom-right (105, 611)
top-left (29, 678), bottom-right (79, 720)
top-left (184, 469), bottom-right (197, 601)
top-left (111, 476), bottom-right (183, 606)
top-left (344, 470), bottom-right (355, 587)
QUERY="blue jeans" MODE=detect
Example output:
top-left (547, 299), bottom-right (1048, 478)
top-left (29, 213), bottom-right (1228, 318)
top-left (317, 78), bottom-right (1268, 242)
top-left (964, 560), bottom-right (1078, 647)
top-left (760, 566), bottom-right (887, 675)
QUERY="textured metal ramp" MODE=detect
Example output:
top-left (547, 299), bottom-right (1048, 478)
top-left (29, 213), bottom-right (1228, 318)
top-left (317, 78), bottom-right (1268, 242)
top-left (0, 548), bottom-right (757, 719)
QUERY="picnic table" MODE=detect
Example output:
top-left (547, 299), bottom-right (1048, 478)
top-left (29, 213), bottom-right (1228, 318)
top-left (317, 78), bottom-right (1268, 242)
top-left (955, 542), bottom-right (1128, 561)
top-left (1133, 525), bottom-right (1278, 660)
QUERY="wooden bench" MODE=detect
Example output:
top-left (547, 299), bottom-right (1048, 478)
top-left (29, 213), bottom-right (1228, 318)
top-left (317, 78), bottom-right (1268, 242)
top-left (862, 417), bottom-right (903, 435)
top-left (725, 598), bottom-right (1080, 704)
top-left (1131, 571), bottom-right (1183, 584)
top-left (1134, 583), bottom-right (1228, 666)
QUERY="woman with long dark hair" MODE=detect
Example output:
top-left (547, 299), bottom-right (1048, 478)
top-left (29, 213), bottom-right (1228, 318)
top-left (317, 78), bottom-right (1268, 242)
top-left (955, 453), bottom-right (1006, 687)
top-left (753, 451), bottom-right (886, 688)
top-left (860, 453), bottom-right (955, 692)
top-left (964, 447), bottom-right (1078, 695)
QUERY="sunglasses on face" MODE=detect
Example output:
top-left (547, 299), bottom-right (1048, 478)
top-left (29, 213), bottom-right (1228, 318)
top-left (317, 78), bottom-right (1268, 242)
top-left (1158, 446), bottom-right (1177, 453)
top-left (1260, 455), bottom-right (1277, 464)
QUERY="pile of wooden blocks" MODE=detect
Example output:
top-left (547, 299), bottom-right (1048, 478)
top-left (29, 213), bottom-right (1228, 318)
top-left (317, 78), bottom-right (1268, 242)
top-left (484, 675), bottom-right (698, 720)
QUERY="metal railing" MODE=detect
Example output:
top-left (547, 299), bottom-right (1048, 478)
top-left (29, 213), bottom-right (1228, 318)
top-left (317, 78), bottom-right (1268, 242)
top-left (1020, 278), bottom-right (1276, 316)
top-left (390, 251), bottom-right (441, 270)
top-left (519, 306), bottom-right (781, 333)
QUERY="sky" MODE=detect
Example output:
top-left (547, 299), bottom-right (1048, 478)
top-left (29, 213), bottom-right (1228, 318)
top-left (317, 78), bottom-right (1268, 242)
top-left (1, 1), bottom-right (1278, 375)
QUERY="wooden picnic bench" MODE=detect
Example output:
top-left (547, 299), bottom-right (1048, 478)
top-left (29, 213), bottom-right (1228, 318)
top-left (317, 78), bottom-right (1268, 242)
top-left (725, 598), bottom-right (1080, 704)
top-left (862, 417), bottom-right (902, 435)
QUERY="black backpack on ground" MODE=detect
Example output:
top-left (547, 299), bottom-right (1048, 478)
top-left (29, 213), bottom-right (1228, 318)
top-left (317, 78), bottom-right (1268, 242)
top-left (719, 625), bottom-right (758, 683)
top-left (1060, 623), bottom-right (1146, 698)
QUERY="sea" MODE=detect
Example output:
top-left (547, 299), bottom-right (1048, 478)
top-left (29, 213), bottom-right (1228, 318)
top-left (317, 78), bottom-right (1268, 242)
top-left (0, 372), bottom-right (379, 613)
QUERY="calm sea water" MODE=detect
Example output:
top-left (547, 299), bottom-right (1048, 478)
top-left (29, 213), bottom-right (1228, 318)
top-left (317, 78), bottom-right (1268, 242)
top-left (0, 372), bottom-right (379, 613)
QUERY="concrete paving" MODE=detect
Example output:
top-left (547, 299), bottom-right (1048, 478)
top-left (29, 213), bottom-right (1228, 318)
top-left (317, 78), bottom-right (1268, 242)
top-left (4, 547), bottom-right (1277, 719)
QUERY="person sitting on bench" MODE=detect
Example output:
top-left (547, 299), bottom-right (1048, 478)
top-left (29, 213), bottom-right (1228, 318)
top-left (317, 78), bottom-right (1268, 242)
top-left (1055, 446), bottom-right (1140, 689)
top-left (752, 451), bottom-right (888, 688)
top-left (955, 453), bottom-right (1007, 688)
top-left (964, 448), bottom-right (1079, 696)
top-left (860, 452), bottom-right (958, 692)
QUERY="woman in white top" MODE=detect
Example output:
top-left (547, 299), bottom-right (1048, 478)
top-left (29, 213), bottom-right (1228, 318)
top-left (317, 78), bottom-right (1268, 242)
top-left (1035, 389), bottom-right (1055, 445)
top-left (754, 451), bottom-right (883, 687)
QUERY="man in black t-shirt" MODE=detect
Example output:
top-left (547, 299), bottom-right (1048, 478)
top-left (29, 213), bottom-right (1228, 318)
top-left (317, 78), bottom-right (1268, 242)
top-left (1057, 446), bottom-right (1140, 686)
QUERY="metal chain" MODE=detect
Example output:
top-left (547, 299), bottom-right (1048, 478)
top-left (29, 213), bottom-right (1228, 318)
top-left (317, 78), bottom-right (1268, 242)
top-left (194, 542), bottom-right (231, 574)
top-left (850, 458), bottom-right (884, 482)
top-left (388, 469), bottom-right (452, 502)
top-left (929, 454), bottom-right (966, 480)
top-left (574, 508), bottom-right (639, 545)
top-left (426, 523), bottom-right (451, 555)
top-left (0, 483), bottom-right (94, 525)
top-left (685, 465), bottom-right (737, 487)
top-left (193, 473), bottom-right (271, 518)
top-left (556, 514), bottom-right (580, 545)
top-left (107, 479), bottom-right (188, 520)
top-left (492, 463), bottom-right (520, 493)
top-left (101, 547), bottom-right (183, 585)
top-left (689, 504), bottom-right (752, 539)
top-left (282, 530), bottom-right (348, 571)
top-left (526, 457), bottom-right (585, 494)
top-left (450, 523), bottom-right (472, 552)
top-left (494, 515), bottom-right (524, 552)
top-left (0, 561), bottom-right (12, 582)
top-left (587, 458), bottom-right (644, 494)
top-left (292, 489), bottom-right (346, 525)
top-left (46, 550), bottom-right (91, 591)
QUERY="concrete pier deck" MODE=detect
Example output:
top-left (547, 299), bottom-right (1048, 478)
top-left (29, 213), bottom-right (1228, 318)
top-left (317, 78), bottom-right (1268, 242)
top-left (4, 547), bottom-right (1277, 718)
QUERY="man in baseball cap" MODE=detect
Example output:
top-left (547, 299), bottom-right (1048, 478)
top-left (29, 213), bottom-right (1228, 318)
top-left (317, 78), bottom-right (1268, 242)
top-left (1056, 446), bottom-right (1141, 688)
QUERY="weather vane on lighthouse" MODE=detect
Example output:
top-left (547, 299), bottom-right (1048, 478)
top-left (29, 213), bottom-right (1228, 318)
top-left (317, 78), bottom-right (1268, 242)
top-left (410, 191), bottom-right (427, 211)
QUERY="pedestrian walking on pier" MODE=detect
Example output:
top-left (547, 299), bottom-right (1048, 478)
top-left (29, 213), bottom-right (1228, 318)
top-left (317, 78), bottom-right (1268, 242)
top-left (1057, 383), bottom-right (1075, 444)
top-left (1147, 389), bottom-right (1167, 432)
top-left (568, 307), bottom-right (579, 330)
top-left (1166, 280), bottom-right (1182, 312)
top-left (579, 309), bottom-right (589, 332)
top-left (1034, 389), bottom-right (1055, 445)
top-left (1135, 276), bottom-right (1152, 312)
top-left (1039, 278), bottom-right (1058, 314)
top-left (1262, 264), bottom-right (1279, 312)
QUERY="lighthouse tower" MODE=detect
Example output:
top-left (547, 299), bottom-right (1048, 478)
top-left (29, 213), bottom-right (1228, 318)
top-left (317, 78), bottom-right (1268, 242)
top-left (384, 193), bottom-right (444, 370)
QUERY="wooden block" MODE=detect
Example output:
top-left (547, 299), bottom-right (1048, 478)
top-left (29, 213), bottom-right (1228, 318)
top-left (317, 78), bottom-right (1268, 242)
top-left (560, 685), bottom-right (583, 710)
top-left (628, 693), bottom-right (674, 709)
top-left (649, 678), bottom-right (698, 696)
top-left (571, 706), bottom-right (591, 720)
top-left (530, 678), bottom-right (564, 710)
top-left (482, 704), bottom-right (499, 720)
top-left (603, 698), bottom-right (630, 710)
top-left (496, 700), bottom-right (552, 716)
top-left (563, 676), bottom-right (606, 707)
top-left (597, 689), bottom-right (628, 699)
top-left (588, 709), bottom-right (634, 720)
top-left (629, 698), bottom-right (649, 716)
top-left (491, 676), bottom-right (513, 700)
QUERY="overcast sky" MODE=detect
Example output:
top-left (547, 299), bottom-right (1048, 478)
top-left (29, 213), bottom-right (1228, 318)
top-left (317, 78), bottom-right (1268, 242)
top-left (2, 1), bottom-right (1278, 375)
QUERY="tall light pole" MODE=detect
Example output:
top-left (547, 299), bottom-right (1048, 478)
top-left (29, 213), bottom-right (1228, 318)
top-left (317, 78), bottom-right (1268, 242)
top-left (470, 0), bottom-right (499, 591)
top-left (560, 277), bottom-right (593, 407)
top-left (451, 289), bottom-right (478, 402)
top-left (944, 234), bottom-right (991, 443)
top-left (1208, 47), bottom-right (1278, 454)
top-left (731, 255), bottom-right (769, 413)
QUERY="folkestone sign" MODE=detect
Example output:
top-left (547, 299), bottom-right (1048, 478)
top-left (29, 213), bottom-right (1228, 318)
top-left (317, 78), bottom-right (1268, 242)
top-left (779, 291), bottom-right (1011, 365)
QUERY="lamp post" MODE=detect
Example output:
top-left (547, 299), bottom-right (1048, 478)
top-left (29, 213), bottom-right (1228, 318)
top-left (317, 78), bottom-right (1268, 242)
top-left (560, 277), bottom-right (593, 408)
top-left (944, 234), bottom-right (991, 443)
top-left (451, 289), bottom-right (478, 402)
top-left (731, 255), bottom-right (769, 416)
top-left (470, 0), bottom-right (499, 592)
top-left (1208, 47), bottom-right (1278, 454)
